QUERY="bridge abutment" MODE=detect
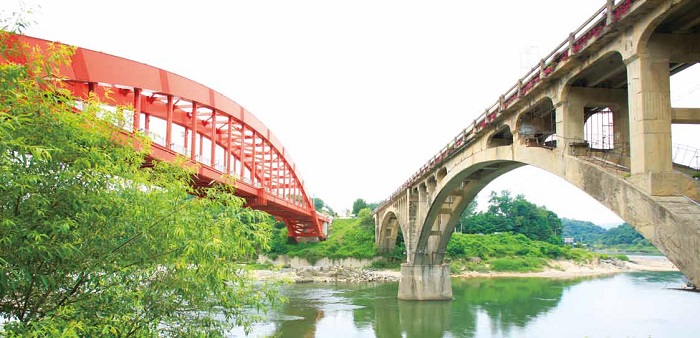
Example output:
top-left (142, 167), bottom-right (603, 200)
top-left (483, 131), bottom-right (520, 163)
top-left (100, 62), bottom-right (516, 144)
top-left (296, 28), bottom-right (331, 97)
top-left (397, 264), bottom-right (452, 301)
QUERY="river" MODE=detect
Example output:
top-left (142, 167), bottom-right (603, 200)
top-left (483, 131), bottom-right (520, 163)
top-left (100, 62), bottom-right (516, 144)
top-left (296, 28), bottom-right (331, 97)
top-left (229, 270), bottom-right (700, 338)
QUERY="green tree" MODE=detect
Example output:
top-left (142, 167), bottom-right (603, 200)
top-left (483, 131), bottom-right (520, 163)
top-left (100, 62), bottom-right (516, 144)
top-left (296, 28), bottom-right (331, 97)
top-left (313, 197), bottom-right (335, 216)
top-left (456, 200), bottom-right (478, 232)
top-left (366, 202), bottom-right (379, 211)
top-left (459, 190), bottom-right (562, 243)
top-left (352, 198), bottom-right (368, 215)
top-left (0, 29), bottom-right (281, 336)
top-left (561, 218), bottom-right (607, 244)
top-left (599, 223), bottom-right (650, 246)
top-left (357, 207), bottom-right (374, 229)
top-left (313, 197), bottom-right (325, 211)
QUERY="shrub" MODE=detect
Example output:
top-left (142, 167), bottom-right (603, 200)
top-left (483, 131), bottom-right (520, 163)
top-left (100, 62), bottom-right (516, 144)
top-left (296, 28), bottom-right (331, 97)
top-left (369, 260), bottom-right (401, 270)
top-left (489, 257), bottom-right (547, 272)
top-left (614, 254), bottom-right (630, 261)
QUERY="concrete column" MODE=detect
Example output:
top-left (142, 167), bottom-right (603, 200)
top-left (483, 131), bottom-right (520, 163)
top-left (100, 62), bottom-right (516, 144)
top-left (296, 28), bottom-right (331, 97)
top-left (557, 97), bottom-right (585, 143)
top-left (613, 105), bottom-right (631, 168)
top-left (418, 183), bottom-right (428, 229)
top-left (625, 46), bottom-right (672, 175)
top-left (556, 96), bottom-right (586, 159)
top-left (398, 264), bottom-right (452, 301)
top-left (625, 42), bottom-right (681, 196)
top-left (613, 105), bottom-right (630, 149)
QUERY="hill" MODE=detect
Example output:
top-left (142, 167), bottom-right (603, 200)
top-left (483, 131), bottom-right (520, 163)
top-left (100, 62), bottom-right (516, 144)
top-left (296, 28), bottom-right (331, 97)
top-left (561, 218), bottom-right (607, 243)
top-left (561, 219), bottom-right (659, 254)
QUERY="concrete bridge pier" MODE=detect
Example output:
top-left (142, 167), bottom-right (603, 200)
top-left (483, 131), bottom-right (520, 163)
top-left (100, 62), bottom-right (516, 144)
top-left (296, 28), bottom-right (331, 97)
top-left (397, 264), bottom-right (452, 301)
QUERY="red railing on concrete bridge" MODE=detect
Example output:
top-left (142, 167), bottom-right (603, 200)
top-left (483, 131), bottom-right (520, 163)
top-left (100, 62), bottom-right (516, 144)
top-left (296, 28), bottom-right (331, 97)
top-left (377, 0), bottom-right (645, 209)
top-left (4, 34), bottom-right (329, 240)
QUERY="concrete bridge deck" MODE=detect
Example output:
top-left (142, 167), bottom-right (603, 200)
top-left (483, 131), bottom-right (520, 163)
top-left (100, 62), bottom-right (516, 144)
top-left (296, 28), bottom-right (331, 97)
top-left (374, 0), bottom-right (700, 300)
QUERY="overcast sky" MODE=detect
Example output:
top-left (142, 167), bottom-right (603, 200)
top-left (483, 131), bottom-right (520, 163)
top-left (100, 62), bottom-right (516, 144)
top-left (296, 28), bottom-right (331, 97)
top-left (7, 0), bottom-right (699, 226)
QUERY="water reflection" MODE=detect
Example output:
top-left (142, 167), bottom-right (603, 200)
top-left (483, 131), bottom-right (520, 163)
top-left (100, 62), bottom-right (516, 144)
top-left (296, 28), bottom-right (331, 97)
top-left (236, 272), bottom-right (697, 338)
top-left (256, 277), bottom-right (580, 338)
top-left (452, 277), bottom-right (582, 337)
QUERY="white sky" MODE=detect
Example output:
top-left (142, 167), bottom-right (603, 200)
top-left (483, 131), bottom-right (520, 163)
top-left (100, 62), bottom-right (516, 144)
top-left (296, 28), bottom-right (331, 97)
top-left (7, 0), bottom-right (699, 226)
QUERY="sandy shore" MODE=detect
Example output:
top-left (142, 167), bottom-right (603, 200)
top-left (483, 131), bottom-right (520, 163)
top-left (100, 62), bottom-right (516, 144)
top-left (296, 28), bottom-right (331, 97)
top-left (251, 255), bottom-right (679, 283)
top-left (454, 255), bottom-right (678, 279)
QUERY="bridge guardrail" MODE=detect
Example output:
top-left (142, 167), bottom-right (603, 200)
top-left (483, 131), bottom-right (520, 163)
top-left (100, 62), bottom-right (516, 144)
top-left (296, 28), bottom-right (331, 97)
top-left (672, 144), bottom-right (700, 170)
top-left (376, 0), bottom-right (638, 210)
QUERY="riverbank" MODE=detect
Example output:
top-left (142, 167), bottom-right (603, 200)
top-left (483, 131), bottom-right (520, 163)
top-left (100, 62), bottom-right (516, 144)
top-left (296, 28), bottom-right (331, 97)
top-left (250, 255), bottom-right (679, 283)
top-left (455, 255), bottom-right (678, 279)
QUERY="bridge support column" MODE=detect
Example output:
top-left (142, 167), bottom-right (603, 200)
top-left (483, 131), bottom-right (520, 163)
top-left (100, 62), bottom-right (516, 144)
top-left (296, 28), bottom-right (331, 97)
top-left (626, 46), bottom-right (672, 167)
top-left (398, 264), bottom-right (452, 301)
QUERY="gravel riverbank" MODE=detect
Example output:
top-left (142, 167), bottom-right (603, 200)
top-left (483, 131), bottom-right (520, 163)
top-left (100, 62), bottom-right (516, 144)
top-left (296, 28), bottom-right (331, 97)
top-left (250, 255), bottom-right (679, 283)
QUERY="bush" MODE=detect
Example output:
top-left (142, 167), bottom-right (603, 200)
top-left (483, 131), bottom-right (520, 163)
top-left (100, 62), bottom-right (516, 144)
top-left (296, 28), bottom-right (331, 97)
top-left (614, 254), bottom-right (630, 261)
top-left (369, 260), bottom-right (401, 270)
top-left (489, 257), bottom-right (547, 272)
top-left (263, 218), bottom-right (378, 261)
top-left (449, 259), bottom-right (489, 274)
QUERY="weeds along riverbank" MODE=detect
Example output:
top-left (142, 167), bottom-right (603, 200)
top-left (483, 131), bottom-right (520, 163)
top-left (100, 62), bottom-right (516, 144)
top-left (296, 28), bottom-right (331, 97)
top-left (251, 217), bottom-right (677, 283)
top-left (248, 255), bottom-right (677, 283)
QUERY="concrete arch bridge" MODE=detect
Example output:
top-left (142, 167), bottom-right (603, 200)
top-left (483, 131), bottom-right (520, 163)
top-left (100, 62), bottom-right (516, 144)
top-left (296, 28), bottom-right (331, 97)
top-left (374, 0), bottom-right (700, 300)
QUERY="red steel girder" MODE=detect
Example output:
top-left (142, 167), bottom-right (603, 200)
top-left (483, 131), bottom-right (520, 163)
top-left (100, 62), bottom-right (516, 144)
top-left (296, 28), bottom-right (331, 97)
top-left (3, 33), bottom-right (328, 239)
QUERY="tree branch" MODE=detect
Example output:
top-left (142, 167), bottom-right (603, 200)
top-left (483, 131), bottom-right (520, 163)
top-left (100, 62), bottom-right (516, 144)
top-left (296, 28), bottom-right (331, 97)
top-left (120, 245), bottom-right (187, 270)
top-left (108, 202), bottom-right (190, 257)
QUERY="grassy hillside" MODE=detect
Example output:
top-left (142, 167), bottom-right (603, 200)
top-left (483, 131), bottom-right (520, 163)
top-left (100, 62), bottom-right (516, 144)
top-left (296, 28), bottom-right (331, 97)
top-left (265, 217), bottom-right (376, 263)
top-left (447, 232), bottom-right (598, 273)
top-left (262, 216), bottom-right (608, 273)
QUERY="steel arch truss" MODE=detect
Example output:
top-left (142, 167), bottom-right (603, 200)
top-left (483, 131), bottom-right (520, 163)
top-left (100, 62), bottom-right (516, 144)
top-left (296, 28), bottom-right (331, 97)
top-left (7, 34), bottom-right (327, 239)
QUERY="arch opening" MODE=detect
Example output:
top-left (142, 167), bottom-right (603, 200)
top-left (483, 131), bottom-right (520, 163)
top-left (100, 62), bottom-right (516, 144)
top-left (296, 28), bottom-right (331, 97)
top-left (584, 107), bottom-right (614, 150)
top-left (378, 211), bottom-right (400, 253)
top-left (488, 125), bottom-right (514, 148)
top-left (419, 158), bottom-right (671, 266)
top-left (516, 99), bottom-right (556, 148)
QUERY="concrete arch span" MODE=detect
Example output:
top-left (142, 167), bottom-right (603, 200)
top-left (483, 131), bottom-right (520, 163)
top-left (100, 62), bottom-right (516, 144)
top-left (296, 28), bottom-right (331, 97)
top-left (409, 144), bottom-right (700, 289)
top-left (377, 209), bottom-right (402, 254)
top-left (392, 145), bottom-right (699, 300)
top-left (377, 0), bottom-right (700, 300)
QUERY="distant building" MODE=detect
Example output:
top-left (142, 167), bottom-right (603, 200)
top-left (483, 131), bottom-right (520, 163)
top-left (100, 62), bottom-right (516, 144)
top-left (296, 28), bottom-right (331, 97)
top-left (563, 237), bottom-right (575, 245)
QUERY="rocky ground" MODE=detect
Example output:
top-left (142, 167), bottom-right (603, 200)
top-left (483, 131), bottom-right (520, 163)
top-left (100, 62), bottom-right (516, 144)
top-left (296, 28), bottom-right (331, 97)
top-left (250, 255), bottom-right (679, 283)
top-left (252, 266), bottom-right (400, 283)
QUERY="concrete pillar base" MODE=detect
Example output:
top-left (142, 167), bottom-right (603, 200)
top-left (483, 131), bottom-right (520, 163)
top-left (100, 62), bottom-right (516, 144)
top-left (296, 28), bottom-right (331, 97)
top-left (398, 264), bottom-right (452, 301)
top-left (629, 171), bottom-right (684, 196)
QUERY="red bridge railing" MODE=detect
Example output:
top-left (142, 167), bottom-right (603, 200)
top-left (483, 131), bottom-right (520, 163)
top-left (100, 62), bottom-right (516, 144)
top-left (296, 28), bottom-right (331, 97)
top-left (377, 0), bottom-right (639, 209)
top-left (4, 33), bottom-right (329, 239)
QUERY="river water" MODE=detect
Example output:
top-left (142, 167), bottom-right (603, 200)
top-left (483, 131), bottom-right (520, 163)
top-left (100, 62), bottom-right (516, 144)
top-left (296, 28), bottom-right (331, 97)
top-left (229, 270), bottom-right (700, 338)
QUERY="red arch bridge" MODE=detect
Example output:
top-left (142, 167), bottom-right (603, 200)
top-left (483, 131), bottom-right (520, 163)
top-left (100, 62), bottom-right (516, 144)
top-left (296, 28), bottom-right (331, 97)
top-left (5, 34), bottom-right (329, 240)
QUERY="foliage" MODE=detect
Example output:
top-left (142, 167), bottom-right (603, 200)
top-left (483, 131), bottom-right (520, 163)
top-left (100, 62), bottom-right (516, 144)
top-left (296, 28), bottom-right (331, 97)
top-left (598, 223), bottom-right (650, 246)
top-left (488, 257), bottom-right (547, 272)
top-left (561, 218), bottom-right (607, 243)
top-left (591, 244), bottom-right (660, 254)
top-left (458, 190), bottom-right (562, 243)
top-left (266, 218), bottom-right (377, 262)
top-left (313, 197), bottom-right (335, 216)
top-left (313, 197), bottom-right (324, 211)
top-left (446, 233), bottom-right (596, 273)
top-left (352, 198), bottom-right (368, 215)
top-left (613, 254), bottom-right (629, 261)
top-left (562, 219), bottom-right (658, 253)
top-left (0, 30), bottom-right (280, 336)
top-left (0, 3), bottom-right (34, 33)
top-left (368, 260), bottom-right (401, 270)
